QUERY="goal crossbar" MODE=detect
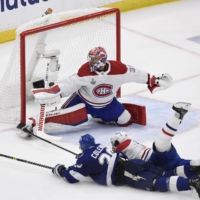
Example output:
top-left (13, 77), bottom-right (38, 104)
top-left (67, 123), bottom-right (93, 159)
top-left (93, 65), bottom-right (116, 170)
top-left (19, 8), bottom-right (121, 124)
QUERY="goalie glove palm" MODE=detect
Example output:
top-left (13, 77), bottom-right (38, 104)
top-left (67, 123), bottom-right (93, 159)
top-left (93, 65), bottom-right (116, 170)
top-left (148, 73), bottom-right (173, 94)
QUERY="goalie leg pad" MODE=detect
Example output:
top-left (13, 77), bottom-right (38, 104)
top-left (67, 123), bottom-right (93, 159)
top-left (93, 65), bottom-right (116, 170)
top-left (93, 103), bottom-right (146, 126)
top-left (122, 103), bottom-right (146, 126)
top-left (45, 103), bottom-right (88, 126)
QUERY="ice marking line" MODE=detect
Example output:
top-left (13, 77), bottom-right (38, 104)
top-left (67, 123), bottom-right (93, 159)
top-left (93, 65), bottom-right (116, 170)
top-left (0, 127), bottom-right (16, 133)
top-left (122, 26), bottom-right (200, 57)
top-left (175, 73), bottom-right (200, 82)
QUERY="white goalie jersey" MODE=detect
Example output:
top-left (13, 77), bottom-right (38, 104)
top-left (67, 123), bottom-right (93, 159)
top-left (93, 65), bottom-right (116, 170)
top-left (59, 60), bottom-right (148, 108)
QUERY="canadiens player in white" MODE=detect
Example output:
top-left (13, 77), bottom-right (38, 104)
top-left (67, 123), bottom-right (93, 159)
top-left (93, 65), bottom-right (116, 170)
top-left (30, 46), bottom-right (173, 130)
top-left (110, 102), bottom-right (200, 183)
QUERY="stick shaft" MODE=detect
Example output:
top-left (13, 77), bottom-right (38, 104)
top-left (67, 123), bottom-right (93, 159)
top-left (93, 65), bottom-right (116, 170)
top-left (31, 131), bottom-right (77, 156)
top-left (0, 153), bottom-right (52, 169)
top-left (17, 124), bottom-right (77, 156)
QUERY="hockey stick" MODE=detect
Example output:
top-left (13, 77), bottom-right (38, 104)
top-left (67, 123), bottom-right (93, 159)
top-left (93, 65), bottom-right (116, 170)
top-left (18, 124), bottom-right (77, 156)
top-left (37, 104), bottom-right (62, 141)
top-left (35, 64), bottom-right (62, 141)
top-left (0, 153), bottom-right (52, 170)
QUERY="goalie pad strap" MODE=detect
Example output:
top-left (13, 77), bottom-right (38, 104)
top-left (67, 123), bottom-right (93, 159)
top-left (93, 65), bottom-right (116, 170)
top-left (45, 103), bottom-right (88, 126)
top-left (122, 103), bottom-right (146, 126)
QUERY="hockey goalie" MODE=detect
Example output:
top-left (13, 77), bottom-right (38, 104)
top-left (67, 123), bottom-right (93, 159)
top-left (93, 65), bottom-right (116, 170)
top-left (18, 46), bottom-right (173, 137)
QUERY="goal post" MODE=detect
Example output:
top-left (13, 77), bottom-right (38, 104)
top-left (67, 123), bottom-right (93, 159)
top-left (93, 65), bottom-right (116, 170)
top-left (0, 8), bottom-right (121, 124)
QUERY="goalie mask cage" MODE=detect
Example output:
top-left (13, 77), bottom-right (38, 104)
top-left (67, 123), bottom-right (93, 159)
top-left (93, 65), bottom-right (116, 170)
top-left (0, 7), bottom-right (121, 124)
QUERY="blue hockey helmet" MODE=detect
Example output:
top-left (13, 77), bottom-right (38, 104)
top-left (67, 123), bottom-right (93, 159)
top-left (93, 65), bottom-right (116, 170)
top-left (79, 134), bottom-right (96, 151)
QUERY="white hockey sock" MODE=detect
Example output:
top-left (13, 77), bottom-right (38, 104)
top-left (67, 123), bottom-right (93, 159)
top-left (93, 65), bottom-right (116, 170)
top-left (190, 159), bottom-right (200, 166)
top-left (169, 176), bottom-right (179, 192)
top-left (154, 115), bottom-right (181, 152)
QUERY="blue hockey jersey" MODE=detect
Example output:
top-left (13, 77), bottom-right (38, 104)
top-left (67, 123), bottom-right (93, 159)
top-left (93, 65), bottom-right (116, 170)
top-left (61, 144), bottom-right (119, 186)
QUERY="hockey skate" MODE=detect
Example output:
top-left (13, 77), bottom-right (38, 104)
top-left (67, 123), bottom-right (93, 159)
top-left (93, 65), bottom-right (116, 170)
top-left (190, 166), bottom-right (200, 176)
top-left (172, 102), bottom-right (191, 120)
top-left (189, 178), bottom-right (200, 198)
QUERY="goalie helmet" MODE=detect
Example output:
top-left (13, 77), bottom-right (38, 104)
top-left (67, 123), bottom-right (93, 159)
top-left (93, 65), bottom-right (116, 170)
top-left (79, 134), bottom-right (95, 151)
top-left (110, 132), bottom-right (128, 147)
top-left (87, 46), bottom-right (107, 72)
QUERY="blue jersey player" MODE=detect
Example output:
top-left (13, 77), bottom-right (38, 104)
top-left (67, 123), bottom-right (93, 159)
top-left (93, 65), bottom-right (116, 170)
top-left (52, 134), bottom-right (200, 198)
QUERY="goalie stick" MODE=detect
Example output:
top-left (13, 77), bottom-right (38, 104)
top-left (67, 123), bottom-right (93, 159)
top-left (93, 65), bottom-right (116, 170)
top-left (34, 57), bottom-right (62, 141)
top-left (17, 123), bottom-right (77, 156)
top-left (16, 9), bottom-right (61, 141)
top-left (0, 153), bottom-right (52, 170)
top-left (36, 104), bottom-right (62, 141)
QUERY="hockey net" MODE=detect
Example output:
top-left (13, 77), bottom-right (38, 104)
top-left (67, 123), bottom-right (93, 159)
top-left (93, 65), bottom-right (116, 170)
top-left (0, 7), bottom-right (121, 124)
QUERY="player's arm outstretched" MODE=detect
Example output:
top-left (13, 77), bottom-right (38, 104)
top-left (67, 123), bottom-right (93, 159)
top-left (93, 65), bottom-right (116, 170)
top-left (147, 73), bottom-right (174, 93)
top-left (52, 163), bottom-right (90, 183)
top-left (123, 64), bottom-right (174, 94)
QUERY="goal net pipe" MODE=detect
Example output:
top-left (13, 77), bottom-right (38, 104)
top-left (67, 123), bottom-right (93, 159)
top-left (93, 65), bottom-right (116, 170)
top-left (20, 8), bottom-right (121, 125)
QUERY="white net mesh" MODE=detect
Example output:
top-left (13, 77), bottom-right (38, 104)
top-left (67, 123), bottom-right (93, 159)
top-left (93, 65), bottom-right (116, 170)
top-left (0, 8), bottom-right (119, 123)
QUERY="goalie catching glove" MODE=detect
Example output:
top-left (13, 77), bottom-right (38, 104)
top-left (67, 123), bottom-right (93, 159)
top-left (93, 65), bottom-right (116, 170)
top-left (147, 73), bottom-right (173, 94)
top-left (32, 84), bottom-right (62, 106)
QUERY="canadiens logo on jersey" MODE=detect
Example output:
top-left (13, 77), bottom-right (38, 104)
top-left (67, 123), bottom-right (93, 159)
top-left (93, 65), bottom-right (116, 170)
top-left (93, 84), bottom-right (113, 97)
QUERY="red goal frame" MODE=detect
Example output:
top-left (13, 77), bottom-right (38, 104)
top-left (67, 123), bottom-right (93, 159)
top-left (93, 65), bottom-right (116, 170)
top-left (20, 8), bottom-right (121, 124)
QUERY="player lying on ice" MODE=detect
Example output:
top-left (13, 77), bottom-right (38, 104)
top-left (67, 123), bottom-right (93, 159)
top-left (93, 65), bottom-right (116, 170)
top-left (52, 132), bottom-right (200, 198)
top-left (110, 102), bottom-right (200, 180)
top-left (26, 46), bottom-right (173, 134)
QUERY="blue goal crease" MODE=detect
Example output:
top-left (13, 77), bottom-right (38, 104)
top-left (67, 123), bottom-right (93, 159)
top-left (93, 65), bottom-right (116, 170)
top-left (49, 96), bottom-right (200, 147)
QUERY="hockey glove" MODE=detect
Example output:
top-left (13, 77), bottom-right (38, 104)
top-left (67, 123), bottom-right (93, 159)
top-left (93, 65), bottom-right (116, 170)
top-left (147, 73), bottom-right (173, 94)
top-left (76, 153), bottom-right (83, 159)
top-left (32, 84), bottom-right (62, 106)
top-left (52, 164), bottom-right (66, 177)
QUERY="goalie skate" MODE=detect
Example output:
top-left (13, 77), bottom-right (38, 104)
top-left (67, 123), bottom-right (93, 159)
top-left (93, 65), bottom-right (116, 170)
top-left (172, 102), bottom-right (191, 120)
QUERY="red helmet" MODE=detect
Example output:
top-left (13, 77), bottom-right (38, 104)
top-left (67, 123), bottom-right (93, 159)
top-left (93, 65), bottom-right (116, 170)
top-left (87, 46), bottom-right (107, 72)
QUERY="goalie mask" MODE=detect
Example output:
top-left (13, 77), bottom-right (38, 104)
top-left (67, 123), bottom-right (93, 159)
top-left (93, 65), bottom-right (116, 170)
top-left (79, 134), bottom-right (96, 151)
top-left (110, 132), bottom-right (128, 147)
top-left (87, 46), bottom-right (107, 72)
